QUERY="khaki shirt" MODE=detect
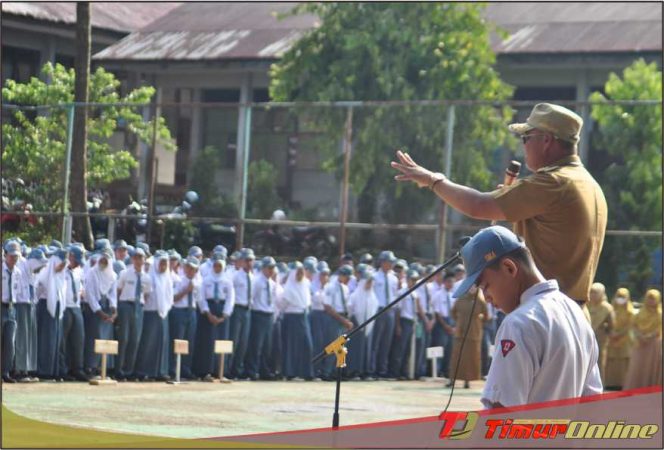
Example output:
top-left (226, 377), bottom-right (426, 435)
top-left (491, 155), bottom-right (607, 303)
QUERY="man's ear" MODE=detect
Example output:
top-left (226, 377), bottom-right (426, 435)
top-left (502, 258), bottom-right (519, 278)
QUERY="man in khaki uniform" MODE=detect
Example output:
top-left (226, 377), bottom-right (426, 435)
top-left (391, 103), bottom-right (608, 306)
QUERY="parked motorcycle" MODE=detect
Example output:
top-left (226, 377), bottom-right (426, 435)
top-left (253, 223), bottom-right (336, 259)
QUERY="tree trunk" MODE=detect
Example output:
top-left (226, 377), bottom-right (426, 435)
top-left (71, 2), bottom-right (93, 248)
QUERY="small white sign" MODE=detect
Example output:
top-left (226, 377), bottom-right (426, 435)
top-left (426, 346), bottom-right (444, 359)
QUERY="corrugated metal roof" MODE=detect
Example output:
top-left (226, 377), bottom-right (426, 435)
top-left (93, 2), bottom-right (661, 61)
top-left (1, 2), bottom-right (182, 33)
top-left (485, 2), bottom-right (662, 53)
top-left (94, 2), bottom-right (318, 60)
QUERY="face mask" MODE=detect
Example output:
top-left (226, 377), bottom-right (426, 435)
top-left (615, 296), bottom-right (627, 305)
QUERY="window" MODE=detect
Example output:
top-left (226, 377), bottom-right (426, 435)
top-left (201, 89), bottom-right (241, 169)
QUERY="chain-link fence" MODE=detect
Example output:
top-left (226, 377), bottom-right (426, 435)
top-left (2, 99), bottom-right (661, 296)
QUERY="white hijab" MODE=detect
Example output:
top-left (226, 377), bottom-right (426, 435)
top-left (349, 277), bottom-right (379, 336)
top-left (149, 255), bottom-right (173, 319)
top-left (37, 255), bottom-right (67, 319)
top-left (92, 254), bottom-right (117, 300)
top-left (282, 268), bottom-right (311, 310)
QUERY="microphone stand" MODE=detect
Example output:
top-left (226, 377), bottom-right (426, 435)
top-left (312, 250), bottom-right (463, 429)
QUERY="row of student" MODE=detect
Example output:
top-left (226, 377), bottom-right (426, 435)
top-left (3, 238), bottom-right (498, 384)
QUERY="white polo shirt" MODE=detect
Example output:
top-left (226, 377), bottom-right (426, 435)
top-left (481, 280), bottom-right (602, 409)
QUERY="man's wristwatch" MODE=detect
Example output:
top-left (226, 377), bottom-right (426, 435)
top-left (428, 172), bottom-right (446, 190)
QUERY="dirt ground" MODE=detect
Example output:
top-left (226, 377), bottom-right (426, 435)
top-left (3, 378), bottom-right (485, 438)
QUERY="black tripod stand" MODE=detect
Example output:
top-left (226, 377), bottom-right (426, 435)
top-left (312, 248), bottom-right (464, 429)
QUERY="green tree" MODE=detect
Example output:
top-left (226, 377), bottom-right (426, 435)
top-left (270, 3), bottom-right (514, 227)
top-left (247, 160), bottom-right (282, 219)
top-left (2, 62), bottom-right (175, 239)
top-left (590, 58), bottom-right (662, 295)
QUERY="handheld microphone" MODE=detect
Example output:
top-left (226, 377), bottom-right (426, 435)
top-left (491, 160), bottom-right (521, 225)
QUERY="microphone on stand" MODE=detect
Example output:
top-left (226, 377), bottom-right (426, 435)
top-left (491, 160), bottom-right (521, 225)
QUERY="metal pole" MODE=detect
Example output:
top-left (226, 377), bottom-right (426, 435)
top-left (146, 96), bottom-right (159, 245)
top-left (237, 104), bottom-right (252, 249)
top-left (61, 104), bottom-right (75, 244)
top-left (437, 105), bottom-right (455, 262)
top-left (338, 106), bottom-right (353, 259)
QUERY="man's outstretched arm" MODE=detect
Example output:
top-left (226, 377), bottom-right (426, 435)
top-left (391, 150), bottom-right (506, 221)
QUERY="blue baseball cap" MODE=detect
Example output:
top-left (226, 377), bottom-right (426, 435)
top-left (212, 245), bottom-right (228, 259)
top-left (338, 265), bottom-right (354, 277)
top-left (28, 248), bottom-right (48, 262)
top-left (113, 260), bottom-right (126, 274)
top-left (188, 245), bottom-right (203, 257)
top-left (68, 245), bottom-right (85, 265)
top-left (113, 239), bottom-right (128, 250)
top-left (5, 241), bottom-right (21, 256)
top-left (378, 250), bottom-right (397, 263)
top-left (453, 226), bottom-right (526, 298)
top-left (240, 248), bottom-right (255, 260)
top-left (262, 256), bottom-right (277, 268)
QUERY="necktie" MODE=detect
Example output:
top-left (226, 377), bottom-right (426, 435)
top-left (69, 270), bottom-right (78, 304)
top-left (246, 272), bottom-right (252, 306)
top-left (213, 281), bottom-right (219, 301)
top-left (135, 272), bottom-right (142, 303)
top-left (384, 272), bottom-right (389, 306)
top-left (187, 282), bottom-right (193, 308)
top-left (8, 269), bottom-right (13, 305)
top-left (339, 284), bottom-right (348, 315)
top-left (266, 280), bottom-right (272, 306)
top-left (446, 291), bottom-right (451, 318)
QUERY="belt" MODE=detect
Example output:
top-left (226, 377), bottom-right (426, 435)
top-left (235, 304), bottom-right (249, 310)
top-left (251, 309), bottom-right (272, 316)
top-left (207, 298), bottom-right (226, 304)
top-left (1, 302), bottom-right (14, 309)
top-left (119, 299), bottom-right (142, 304)
top-left (400, 316), bottom-right (415, 324)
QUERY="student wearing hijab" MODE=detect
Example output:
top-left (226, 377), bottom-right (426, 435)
top-left (193, 252), bottom-right (235, 381)
top-left (278, 261), bottom-right (315, 380)
top-left (84, 248), bottom-right (118, 377)
top-left (2, 241), bottom-right (24, 383)
top-left (310, 263), bottom-right (331, 378)
top-left (81, 252), bottom-right (99, 375)
top-left (244, 256), bottom-right (279, 381)
top-left (36, 248), bottom-right (69, 380)
top-left (114, 248), bottom-right (151, 381)
top-left (59, 246), bottom-right (88, 381)
top-left (321, 265), bottom-right (354, 380)
top-left (15, 248), bottom-right (46, 382)
top-left (389, 269), bottom-right (426, 380)
top-left (347, 268), bottom-right (378, 380)
top-left (605, 287), bottom-right (634, 389)
top-left (588, 282), bottom-right (615, 382)
top-left (623, 289), bottom-right (662, 390)
top-left (135, 252), bottom-right (173, 381)
top-left (170, 256), bottom-right (201, 380)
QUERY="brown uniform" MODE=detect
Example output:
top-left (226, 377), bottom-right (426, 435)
top-left (449, 289), bottom-right (488, 382)
top-left (491, 155), bottom-right (608, 304)
top-left (588, 300), bottom-right (615, 381)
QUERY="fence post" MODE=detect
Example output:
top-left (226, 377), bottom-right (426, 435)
top-left (237, 104), bottom-right (253, 249)
top-left (338, 106), bottom-right (354, 259)
top-left (61, 103), bottom-right (75, 244)
top-left (437, 105), bottom-right (455, 263)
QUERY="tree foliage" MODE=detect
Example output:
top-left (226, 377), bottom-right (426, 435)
top-left (2, 62), bottom-right (176, 213)
top-left (270, 2), bottom-right (514, 224)
top-left (590, 58), bottom-right (662, 295)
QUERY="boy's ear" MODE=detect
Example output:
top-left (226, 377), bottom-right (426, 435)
top-left (503, 258), bottom-right (519, 277)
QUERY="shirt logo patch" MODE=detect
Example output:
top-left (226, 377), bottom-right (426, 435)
top-left (500, 339), bottom-right (516, 357)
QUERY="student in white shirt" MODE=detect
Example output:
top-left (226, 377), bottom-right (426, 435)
top-left (229, 248), bottom-right (255, 379)
top-left (415, 265), bottom-right (437, 379)
top-left (309, 262), bottom-right (331, 378)
top-left (169, 255), bottom-right (201, 380)
top-left (279, 262), bottom-right (315, 380)
top-left (389, 269), bottom-right (426, 380)
top-left (321, 265), bottom-right (353, 379)
top-left (2, 241), bottom-right (23, 382)
top-left (192, 252), bottom-right (235, 381)
top-left (370, 251), bottom-right (399, 378)
top-left (347, 268), bottom-right (378, 379)
top-left (135, 252), bottom-right (173, 381)
top-left (453, 226), bottom-right (602, 408)
top-left (114, 247), bottom-right (151, 380)
top-left (245, 256), bottom-right (278, 380)
top-left (59, 245), bottom-right (88, 381)
top-left (36, 248), bottom-right (69, 380)
top-left (83, 248), bottom-right (117, 377)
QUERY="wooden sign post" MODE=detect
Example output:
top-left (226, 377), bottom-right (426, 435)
top-left (168, 339), bottom-right (189, 384)
top-left (214, 340), bottom-right (233, 383)
top-left (426, 346), bottom-right (444, 379)
top-left (90, 339), bottom-right (118, 385)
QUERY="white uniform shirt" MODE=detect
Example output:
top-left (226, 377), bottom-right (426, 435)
top-left (233, 269), bottom-right (254, 307)
top-left (117, 267), bottom-right (152, 304)
top-left (311, 284), bottom-right (327, 311)
top-left (199, 273), bottom-right (235, 317)
top-left (250, 273), bottom-right (277, 313)
top-left (173, 275), bottom-right (202, 309)
top-left (64, 266), bottom-right (84, 308)
top-left (433, 286), bottom-right (456, 319)
top-left (396, 286), bottom-right (419, 321)
top-left (373, 270), bottom-right (398, 308)
top-left (323, 281), bottom-right (350, 315)
top-left (416, 282), bottom-right (435, 316)
top-left (2, 262), bottom-right (23, 304)
top-left (481, 280), bottom-right (603, 409)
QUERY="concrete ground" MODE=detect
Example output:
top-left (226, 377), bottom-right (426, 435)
top-left (3, 378), bottom-right (485, 438)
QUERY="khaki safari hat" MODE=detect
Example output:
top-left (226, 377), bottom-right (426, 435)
top-left (508, 103), bottom-right (583, 145)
